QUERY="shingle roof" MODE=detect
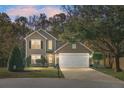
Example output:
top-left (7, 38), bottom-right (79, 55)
top-left (24, 29), bottom-right (57, 40)
top-left (38, 30), bottom-right (57, 40)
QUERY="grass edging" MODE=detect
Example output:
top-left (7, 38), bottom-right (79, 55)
top-left (0, 67), bottom-right (64, 78)
top-left (92, 67), bottom-right (124, 81)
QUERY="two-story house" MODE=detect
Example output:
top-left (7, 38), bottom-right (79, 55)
top-left (24, 30), bottom-right (92, 68)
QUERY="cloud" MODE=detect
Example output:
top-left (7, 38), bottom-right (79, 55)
top-left (40, 6), bottom-right (65, 18)
top-left (6, 6), bottom-right (39, 17)
top-left (6, 6), bottom-right (65, 18)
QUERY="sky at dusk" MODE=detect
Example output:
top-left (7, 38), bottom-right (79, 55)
top-left (0, 5), bottom-right (65, 21)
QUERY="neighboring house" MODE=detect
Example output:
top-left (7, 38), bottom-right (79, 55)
top-left (24, 30), bottom-right (92, 67)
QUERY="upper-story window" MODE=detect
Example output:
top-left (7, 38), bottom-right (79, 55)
top-left (48, 40), bottom-right (53, 50)
top-left (72, 44), bottom-right (76, 49)
top-left (31, 39), bottom-right (42, 49)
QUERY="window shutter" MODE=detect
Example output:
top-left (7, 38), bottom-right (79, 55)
top-left (41, 41), bottom-right (43, 49)
top-left (29, 40), bottom-right (31, 49)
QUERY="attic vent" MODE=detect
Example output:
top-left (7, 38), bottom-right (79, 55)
top-left (72, 44), bottom-right (76, 49)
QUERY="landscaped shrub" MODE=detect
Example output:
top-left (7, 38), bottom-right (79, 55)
top-left (8, 45), bottom-right (25, 72)
top-left (36, 59), bottom-right (42, 65)
top-left (93, 52), bottom-right (103, 60)
top-left (92, 52), bottom-right (103, 67)
top-left (26, 56), bottom-right (31, 67)
top-left (36, 56), bottom-right (48, 67)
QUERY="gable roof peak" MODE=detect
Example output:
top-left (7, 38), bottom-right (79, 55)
top-left (55, 42), bottom-right (93, 53)
top-left (24, 30), bottom-right (47, 40)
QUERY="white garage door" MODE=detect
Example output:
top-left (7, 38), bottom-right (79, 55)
top-left (59, 53), bottom-right (89, 68)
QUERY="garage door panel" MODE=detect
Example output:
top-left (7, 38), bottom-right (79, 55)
top-left (59, 53), bottom-right (89, 68)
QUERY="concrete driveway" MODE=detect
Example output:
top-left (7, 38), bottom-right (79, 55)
top-left (61, 68), bottom-right (124, 85)
top-left (0, 68), bottom-right (124, 88)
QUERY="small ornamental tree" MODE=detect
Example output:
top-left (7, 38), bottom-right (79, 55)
top-left (8, 46), bottom-right (25, 72)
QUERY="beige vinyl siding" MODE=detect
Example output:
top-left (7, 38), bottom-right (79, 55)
top-left (26, 32), bottom-right (46, 57)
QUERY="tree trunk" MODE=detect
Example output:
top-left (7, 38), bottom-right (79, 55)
top-left (103, 53), bottom-right (106, 68)
top-left (114, 55), bottom-right (121, 72)
top-left (108, 53), bottom-right (113, 68)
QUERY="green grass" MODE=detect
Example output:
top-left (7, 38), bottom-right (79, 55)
top-left (0, 67), bottom-right (64, 78)
top-left (93, 67), bottom-right (124, 81)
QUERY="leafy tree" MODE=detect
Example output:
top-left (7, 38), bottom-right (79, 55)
top-left (49, 13), bottom-right (66, 32)
top-left (40, 13), bottom-right (66, 40)
top-left (61, 6), bottom-right (124, 72)
top-left (28, 13), bottom-right (50, 30)
top-left (0, 12), bottom-right (11, 24)
top-left (15, 16), bottom-right (28, 26)
top-left (8, 45), bottom-right (25, 72)
top-left (0, 13), bottom-right (31, 67)
top-left (14, 16), bottom-right (31, 60)
top-left (59, 16), bottom-right (86, 43)
top-left (83, 6), bottom-right (124, 72)
top-left (0, 13), bottom-right (16, 67)
top-left (14, 16), bottom-right (30, 38)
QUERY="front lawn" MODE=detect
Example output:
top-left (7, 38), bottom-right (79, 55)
top-left (0, 67), bottom-right (64, 78)
top-left (93, 67), bottom-right (124, 81)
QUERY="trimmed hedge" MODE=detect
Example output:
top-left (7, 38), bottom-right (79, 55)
top-left (92, 52), bottom-right (103, 61)
top-left (36, 56), bottom-right (48, 67)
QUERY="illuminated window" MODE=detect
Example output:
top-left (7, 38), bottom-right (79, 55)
top-left (31, 54), bottom-right (41, 64)
top-left (48, 54), bottom-right (53, 63)
top-left (31, 39), bottom-right (41, 49)
top-left (72, 44), bottom-right (76, 49)
top-left (48, 40), bottom-right (53, 50)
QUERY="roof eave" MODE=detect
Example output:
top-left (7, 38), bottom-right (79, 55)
top-left (24, 31), bottom-right (48, 40)
top-left (39, 29), bottom-right (57, 40)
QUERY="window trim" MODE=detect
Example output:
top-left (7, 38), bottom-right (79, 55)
top-left (31, 39), bottom-right (42, 49)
